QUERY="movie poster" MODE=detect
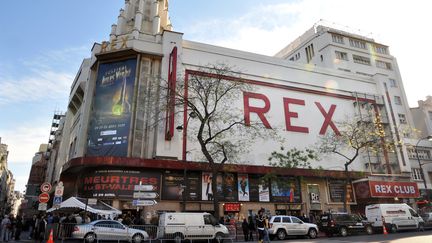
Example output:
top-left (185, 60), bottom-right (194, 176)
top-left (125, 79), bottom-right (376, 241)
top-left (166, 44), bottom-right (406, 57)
top-left (186, 171), bottom-right (201, 201)
top-left (271, 176), bottom-right (301, 203)
top-left (248, 174), bottom-right (269, 202)
top-left (80, 169), bottom-right (160, 198)
top-left (162, 171), bottom-right (184, 200)
top-left (87, 58), bottom-right (137, 157)
top-left (238, 174), bottom-right (250, 201)
top-left (328, 179), bottom-right (354, 203)
top-left (223, 173), bottom-right (237, 202)
top-left (259, 183), bottom-right (270, 202)
top-left (202, 172), bottom-right (213, 201)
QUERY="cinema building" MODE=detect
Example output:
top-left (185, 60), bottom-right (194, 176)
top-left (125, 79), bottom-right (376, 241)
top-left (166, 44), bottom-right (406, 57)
top-left (55, 0), bottom-right (424, 220)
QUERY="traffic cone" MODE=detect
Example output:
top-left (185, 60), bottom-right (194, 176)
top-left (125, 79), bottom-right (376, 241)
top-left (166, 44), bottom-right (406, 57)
top-left (382, 216), bottom-right (388, 235)
top-left (46, 229), bottom-right (54, 243)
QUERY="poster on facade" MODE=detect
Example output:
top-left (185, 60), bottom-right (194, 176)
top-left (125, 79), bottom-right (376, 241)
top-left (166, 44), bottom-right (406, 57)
top-left (87, 58), bottom-right (137, 157)
top-left (223, 173), bottom-right (237, 201)
top-left (202, 172), bottom-right (214, 201)
top-left (186, 171), bottom-right (201, 201)
top-left (271, 176), bottom-right (301, 203)
top-left (248, 174), bottom-right (269, 202)
top-left (238, 174), bottom-right (250, 201)
top-left (328, 179), bottom-right (354, 203)
top-left (162, 171), bottom-right (184, 200)
top-left (80, 169), bottom-right (160, 198)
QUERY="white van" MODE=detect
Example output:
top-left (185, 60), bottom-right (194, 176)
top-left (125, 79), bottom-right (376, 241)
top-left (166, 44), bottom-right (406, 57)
top-left (365, 204), bottom-right (424, 232)
top-left (158, 212), bottom-right (229, 243)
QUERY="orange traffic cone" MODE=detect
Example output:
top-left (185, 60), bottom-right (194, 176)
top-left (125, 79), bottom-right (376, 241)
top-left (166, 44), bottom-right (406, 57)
top-left (46, 229), bottom-right (54, 243)
top-left (382, 216), bottom-right (388, 235)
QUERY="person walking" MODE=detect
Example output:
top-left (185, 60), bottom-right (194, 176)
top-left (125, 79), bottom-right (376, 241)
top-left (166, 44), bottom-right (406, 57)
top-left (242, 219), bottom-right (249, 241)
top-left (255, 210), bottom-right (265, 243)
top-left (14, 216), bottom-right (23, 241)
top-left (248, 217), bottom-right (255, 241)
top-left (1, 215), bottom-right (11, 242)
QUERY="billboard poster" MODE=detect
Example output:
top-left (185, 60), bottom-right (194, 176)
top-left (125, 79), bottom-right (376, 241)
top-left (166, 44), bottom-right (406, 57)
top-left (238, 174), bottom-right (250, 201)
top-left (80, 169), bottom-right (160, 198)
top-left (259, 184), bottom-right (270, 202)
top-left (87, 58), bottom-right (137, 157)
top-left (202, 172), bottom-right (213, 201)
top-left (223, 173), bottom-right (237, 202)
top-left (248, 174), bottom-right (269, 202)
top-left (186, 171), bottom-right (201, 201)
top-left (271, 176), bottom-right (301, 203)
top-left (162, 171), bottom-right (185, 200)
top-left (328, 179), bottom-right (354, 203)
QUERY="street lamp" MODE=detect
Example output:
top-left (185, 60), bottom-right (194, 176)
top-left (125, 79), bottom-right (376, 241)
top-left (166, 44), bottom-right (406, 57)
top-left (415, 135), bottom-right (432, 189)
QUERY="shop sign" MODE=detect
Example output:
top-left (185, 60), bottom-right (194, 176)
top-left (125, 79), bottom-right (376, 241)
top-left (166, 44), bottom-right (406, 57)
top-left (224, 203), bottom-right (241, 212)
top-left (369, 181), bottom-right (419, 198)
top-left (308, 184), bottom-right (320, 204)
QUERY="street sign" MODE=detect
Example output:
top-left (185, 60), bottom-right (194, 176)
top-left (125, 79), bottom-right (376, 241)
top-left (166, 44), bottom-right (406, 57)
top-left (132, 200), bottom-right (157, 206)
top-left (38, 203), bottom-right (47, 211)
top-left (134, 185), bottom-right (155, 191)
top-left (133, 192), bottom-right (159, 199)
top-left (88, 198), bottom-right (97, 205)
top-left (39, 193), bottom-right (50, 203)
top-left (53, 196), bottom-right (62, 205)
top-left (54, 181), bottom-right (64, 196)
top-left (40, 182), bottom-right (52, 193)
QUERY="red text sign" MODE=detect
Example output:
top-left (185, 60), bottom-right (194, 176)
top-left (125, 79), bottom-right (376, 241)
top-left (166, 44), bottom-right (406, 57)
top-left (369, 181), bottom-right (419, 198)
top-left (224, 203), bottom-right (241, 212)
top-left (39, 193), bottom-right (50, 203)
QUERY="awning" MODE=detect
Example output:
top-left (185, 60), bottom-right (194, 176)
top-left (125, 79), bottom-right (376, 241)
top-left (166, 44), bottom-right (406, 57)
top-left (47, 197), bottom-right (121, 216)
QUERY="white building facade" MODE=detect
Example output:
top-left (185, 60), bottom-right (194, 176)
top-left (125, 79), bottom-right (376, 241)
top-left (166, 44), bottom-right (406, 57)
top-left (53, 0), bottom-right (422, 219)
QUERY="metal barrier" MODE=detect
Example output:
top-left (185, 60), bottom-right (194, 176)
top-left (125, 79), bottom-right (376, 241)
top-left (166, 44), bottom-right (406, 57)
top-left (49, 223), bottom-right (236, 243)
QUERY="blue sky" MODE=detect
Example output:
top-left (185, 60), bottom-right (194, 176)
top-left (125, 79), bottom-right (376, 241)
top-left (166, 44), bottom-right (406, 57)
top-left (1, 0), bottom-right (432, 192)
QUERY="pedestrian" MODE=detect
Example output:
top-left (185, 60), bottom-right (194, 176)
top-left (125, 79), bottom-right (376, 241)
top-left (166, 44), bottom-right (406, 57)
top-left (248, 217), bottom-right (255, 241)
top-left (37, 215), bottom-right (47, 243)
top-left (1, 215), bottom-right (11, 242)
top-left (28, 215), bottom-right (36, 240)
top-left (255, 210), bottom-right (265, 243)
top-left (242, 219), bottom-right (249, 241)
top-left (14, 216), bottom-right (23, 241)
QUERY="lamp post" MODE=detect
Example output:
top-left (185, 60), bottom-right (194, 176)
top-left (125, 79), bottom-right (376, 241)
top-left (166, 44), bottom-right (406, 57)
top-left (414, 135), bottom-right (432, 190)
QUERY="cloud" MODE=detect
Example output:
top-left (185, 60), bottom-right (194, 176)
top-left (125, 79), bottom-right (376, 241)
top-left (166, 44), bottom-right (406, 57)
top-left (0, 46), bottom-right (88, 106)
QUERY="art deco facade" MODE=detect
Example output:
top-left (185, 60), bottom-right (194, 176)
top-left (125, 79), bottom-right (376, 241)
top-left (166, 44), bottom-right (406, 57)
top-left (42, 0), bottom-right (429, 219)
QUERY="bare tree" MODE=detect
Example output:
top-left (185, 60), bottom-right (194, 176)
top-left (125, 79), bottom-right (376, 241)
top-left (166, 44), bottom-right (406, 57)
top-left (317, 114), bottom-right (395, 212)
top-left (168, 63), bottom-right (277, 218)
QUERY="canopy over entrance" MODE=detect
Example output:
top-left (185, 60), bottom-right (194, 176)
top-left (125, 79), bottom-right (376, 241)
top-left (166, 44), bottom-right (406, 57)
top-left (47, 197), bottom-right (121, 218)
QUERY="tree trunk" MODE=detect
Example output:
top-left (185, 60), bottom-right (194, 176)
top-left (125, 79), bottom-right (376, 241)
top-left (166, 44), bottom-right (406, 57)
top-left (343, 163), bottom-right (349, 213)
top-left (211, 169), bottom-right (220, 219)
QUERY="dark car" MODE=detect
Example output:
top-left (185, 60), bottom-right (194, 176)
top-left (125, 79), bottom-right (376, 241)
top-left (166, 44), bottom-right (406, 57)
top-left (318, 213), bottom-right (373, 237)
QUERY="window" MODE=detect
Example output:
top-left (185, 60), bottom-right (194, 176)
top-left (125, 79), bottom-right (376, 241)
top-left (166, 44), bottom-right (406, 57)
top-left (389, 79), bottom-right (397, 87)
top-left (289, 53), bottom-right (301, 61)
top-left (398, 114), bottom-right (407, 124)
top-left (282, 217), bottom-right (291, 223)
top-left (335, 51), bottom-right (348, 60)
top-left (305, 44), bottom-right (314, 63)
top-left (353, 55), bottom-right (371, 65)
top-left (376, 60), bottom-right (392, 70)
top-left (394, 96), bottom-right (402, 105)
top-left (349, 39), bottom-right (367, 49)
top-left (332, 34), bottom-right (344, 44)
top-left (273, 217), bottom-right (281, 223)
top-left (204, 215), bottom-right (212, 225)
top-left (412, 168), bottom-right (423, 180)
top-left (407, 148), bottom-right (431, 159)
top-left (375, 45), bottom-right (388, 54)
top-left (291, 217), bottom-right (301, 223)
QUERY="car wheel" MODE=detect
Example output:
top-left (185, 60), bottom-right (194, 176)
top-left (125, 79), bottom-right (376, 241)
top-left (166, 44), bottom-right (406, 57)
top-left (308, 228), bottom-right (317, 239)
top-left (214, 233), bottom-right (224, 243)
top-left (84, 233), bottom-right (96, 243)
top-left (173, 233), bottom-right (184, 243)
top-left (365, 225), bottom-right (373, 235)
top-left (339, 227), bottom-right (348, 237)
top-left (132, 233), bottom-right (144, 243)
top-left (390, 224), bottom-right (397, 233)
top-left (277, 229), bottom-right (287, 240)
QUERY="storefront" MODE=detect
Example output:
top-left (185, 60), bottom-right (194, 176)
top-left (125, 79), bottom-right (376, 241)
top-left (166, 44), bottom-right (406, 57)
top-left (353, 180), bottom-right (420, 213)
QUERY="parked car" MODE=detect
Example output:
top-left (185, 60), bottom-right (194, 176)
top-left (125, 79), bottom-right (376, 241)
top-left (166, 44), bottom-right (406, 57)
top-left (267, 215), bottom-right (319, 240)
top-left (420, 212), bottom-right (432, 229)
top-left (365, 204), bottom-right (424, 232)
top-left (158, 212), bottom-right (229, 243)
top-left (318, 213), bottom-right (373, 237)
top-left (71, 220), bottom-right (149, 243)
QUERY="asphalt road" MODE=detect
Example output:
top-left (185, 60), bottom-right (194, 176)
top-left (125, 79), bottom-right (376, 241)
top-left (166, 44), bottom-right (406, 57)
top-left (242, 230), bottom-right (432, 243)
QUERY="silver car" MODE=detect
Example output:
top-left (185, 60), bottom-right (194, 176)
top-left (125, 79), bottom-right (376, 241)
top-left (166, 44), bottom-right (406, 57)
top-left (71, 220), bottom-right (149, 243)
